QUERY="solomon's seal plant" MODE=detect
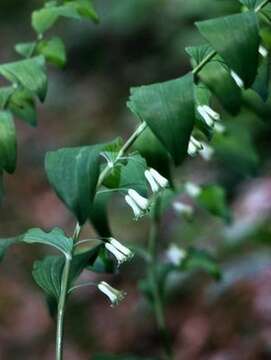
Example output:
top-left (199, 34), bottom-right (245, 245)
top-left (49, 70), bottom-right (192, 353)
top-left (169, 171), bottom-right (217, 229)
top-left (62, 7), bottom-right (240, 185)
top-left (1, 0), bottom-right (271, 359)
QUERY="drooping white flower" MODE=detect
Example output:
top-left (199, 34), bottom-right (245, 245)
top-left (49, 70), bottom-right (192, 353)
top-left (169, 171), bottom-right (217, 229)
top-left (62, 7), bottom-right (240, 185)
top-left (173, 201), bottom-right (194, 216)
top-left (150, 168), bottom-right (169, 188)
top-left (105, 243), bottom-right (128, 265)
top-left (230, 70), bottom-right (244, 88)
top-left (105, 237), bottom-right (134, 266)
top-left (145, 168), bottom-right (169, 193)
top-left (197, 105), bottom-right (220, 128)
top-left (125, 194), bottom-right (141, 218)
top-left (259, 45), bottom-right (268, 58)
top-left (185, 182), bottom-right (201, 198)
top-left (199, 142), bottom-right (214, 161)
top-left (166, 244), bottom-right (186, 266)
top-left (214, 122), bottom-right (226, 134)
top-left (187, 136), bottom-right (203, 157)
top-left (98, 281), bottom-right (126, 306)
top-left (109, 238), bottom-right (133, 258)
top-left (145, 170), bottom-right (160, 193)
top-left (128, 189), bottom-right (149, 210)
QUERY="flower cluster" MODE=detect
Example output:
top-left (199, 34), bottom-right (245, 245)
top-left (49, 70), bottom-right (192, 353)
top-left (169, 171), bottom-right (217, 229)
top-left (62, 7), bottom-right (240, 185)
top-left (125, 168), bottom-right (169, 219)
top-left (99, 168), bottom-right (169, 305)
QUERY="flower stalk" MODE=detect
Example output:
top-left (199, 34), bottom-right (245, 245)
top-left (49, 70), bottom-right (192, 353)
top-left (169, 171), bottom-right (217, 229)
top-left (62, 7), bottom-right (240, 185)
top-left (55, 121), bottom-right (147, 360)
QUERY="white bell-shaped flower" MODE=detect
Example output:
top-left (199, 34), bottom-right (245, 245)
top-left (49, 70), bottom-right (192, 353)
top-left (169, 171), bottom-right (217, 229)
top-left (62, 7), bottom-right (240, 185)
top-left (197, 105), bottom-right (220, 128)
top-left (199, 142), bottom-right (214, 161)
top-left (185, 182), bottom-right (201, 197)
top-left (149, 168), bottom-right (169, 188)
top-left (166, 244), bottom-right (186, 266)
top-left (125, 195), bottom-right (142, 218)
top-left (128, 189), bottom-right (149, 210)
top-left (125, 189), bottom-right (149, 219)
top-left (145, 170), bottom-right (160, 193)
top-left (98, 281), bottom-right (126, 306)
top-left (105, 238), bottom-right (134, 266)
top-left (214, 122), bottom-right (226, 134)
top-left (145, 168), bottom-right (169, 193)
top-left (105, 243), bottom-right (128, 265)
top-left (173, 201), bottom-right (193, 216)
top-left (109, 238), bottom-right (133, 258)
top-left (230, 70), bottom-right (244, 88)
top-left (187, 136), bottom-right (203, 157)
top-left (259, 45), bottom-right (268, 58)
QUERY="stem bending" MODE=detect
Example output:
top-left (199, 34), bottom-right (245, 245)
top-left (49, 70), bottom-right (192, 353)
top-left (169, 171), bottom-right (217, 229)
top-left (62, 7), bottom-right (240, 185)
top-left (55, 121), bottom-right (147, 360)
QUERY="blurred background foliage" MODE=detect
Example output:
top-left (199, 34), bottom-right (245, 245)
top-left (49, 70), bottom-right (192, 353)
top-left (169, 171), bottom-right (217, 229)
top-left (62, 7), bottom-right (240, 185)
top-left (0, 0), bottom-right (271, 359)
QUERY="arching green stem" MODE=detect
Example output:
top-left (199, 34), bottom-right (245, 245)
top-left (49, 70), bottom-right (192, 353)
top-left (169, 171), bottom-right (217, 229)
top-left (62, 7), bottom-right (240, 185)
top-left (55, 121), bottom-right (147, 360)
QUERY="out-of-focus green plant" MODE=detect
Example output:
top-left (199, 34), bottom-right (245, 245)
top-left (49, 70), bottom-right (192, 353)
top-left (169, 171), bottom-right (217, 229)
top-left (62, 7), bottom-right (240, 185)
top-left (0, 0), bottom-right (98, 201)
top-left (1, 0), bottom-right (271, 360)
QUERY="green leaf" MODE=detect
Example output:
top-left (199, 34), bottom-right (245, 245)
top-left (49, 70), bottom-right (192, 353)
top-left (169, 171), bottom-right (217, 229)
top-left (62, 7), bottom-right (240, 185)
top-left (32, 0), bottom-right (98, 34)
top-left (133, 126), bottom-right (171, 179)
top-left (213, 122), bottom-right (259, 176)
top-left (37, 37), bottom-right (66, 68)
top-left (128, 73), bottom-right (195, 166)
top-left (199, 59), bottom-right (242, 115)
top-left (71, 240), bottom-right (102, 278)
top-left (9, 88), bottom-right (37, 126)
top-left (196, 11), bottom-right (260, 87)
top-left (0, 237), bottom-right (18, 262)
top-left (15, 42), bottom-right (36, 58)
top-left (252, 56), bottom-right (270, 101)
top-left (32, 255), bottom-right (64, 301)
top-left (187, 44), bottom-right (242, 115)
top-left (0, 56), bottom-right (47, 102)
top-left (103, 153), bottom-right (148, 196)
top-left (45, 145), bottom-right (103, 225)
top-left (0, 87), bottom-right (14, 109)
top-left (88, 246), bottom-right (116, 274)
top-left (239, 0), bottom-right (262, 9)
top-left (89, 192), bottom-right (112, 237)
top-left (242, 88), bottom-right (271, 118)
top-left (32, 3), bottom-right (80, 34)
top-left (186, 43), bottom-right (214, 68)
top-left (181, 248), bottom-right (221, 280)
top-left (23, 227), bottom-right (73, 257)
top-left (197, 185), bottom-right (231, 223)
top-left (0, 111), bottom-right (17, 174)
top-left (33, 241), bottom-right (102, 315)
top-left (66, 0), bottom-right (99, 21)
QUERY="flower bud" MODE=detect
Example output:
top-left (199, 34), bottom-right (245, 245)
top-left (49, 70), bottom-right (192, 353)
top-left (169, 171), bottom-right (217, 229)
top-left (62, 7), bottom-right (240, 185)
top-left (230, 70), bottom-right (244, 88)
